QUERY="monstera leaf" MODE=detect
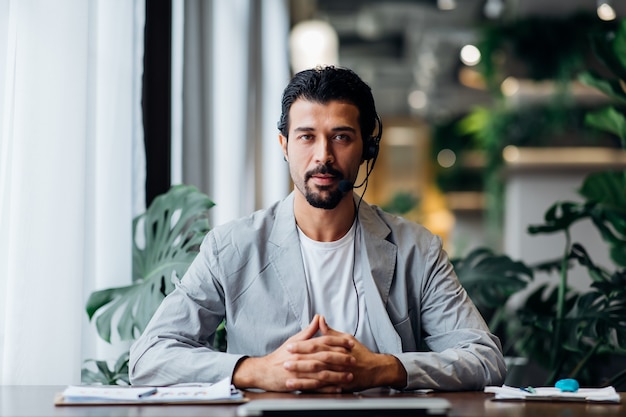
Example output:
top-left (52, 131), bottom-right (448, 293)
top-left (581, 172), bottom-right (626, 268)
top-left (86, 185), bottom-right (214, 343)
top-left (82, 352), bottom-right (130, 385)
top-left (453, 247), bottom-right (533, 311)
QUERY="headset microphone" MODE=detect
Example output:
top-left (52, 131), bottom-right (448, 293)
top-left (338, 180), bottom-right (354, 193)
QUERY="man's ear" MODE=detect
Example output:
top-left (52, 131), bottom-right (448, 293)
top-left (279, 134), bottom-right (288, 161)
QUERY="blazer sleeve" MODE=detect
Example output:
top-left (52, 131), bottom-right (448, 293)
top-left (129, 232), bottom-right (246, 386)
top-left (393, 234), bottom-right (507, 391)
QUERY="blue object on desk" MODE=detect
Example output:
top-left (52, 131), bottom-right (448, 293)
top-left (555, 378), bottom-right (579, 392)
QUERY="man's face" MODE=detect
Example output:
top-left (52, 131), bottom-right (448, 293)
top-left (280, 99), bottom-right (364, 210)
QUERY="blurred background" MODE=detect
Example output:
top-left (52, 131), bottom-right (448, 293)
top-left (1, 0), bottom-right (625, 386)
top-left (288, 0), bottom-right (626, 254)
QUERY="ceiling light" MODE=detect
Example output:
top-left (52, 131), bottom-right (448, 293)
top-left (502, 145), bottom-right (520, 163)
top-left (408, 90), bottom-right (428, 110)
top-left (356, 8), bottom-right (382, 40)
top-left (437, 149), bottom-right (457, 168)
top-left (501, 76), bottom-right (520, 96)
top-left (289, 20), bottom-right (339, 73)
top-left (483, 0), bottom-right (504, 19)
top-left (460, 45), bottom-right (481, 66)
top-left (437, 0), bottom-right (456, 11)
top-left (597, 1), bottom-right (616, 21)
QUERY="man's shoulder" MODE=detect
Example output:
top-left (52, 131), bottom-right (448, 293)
top-left (359, 200), bottom-right (441, 253)
top-left (207, 195), bottom-right (291, 244)
top-left (361, 200), bottom-right (433, 235)
top-left (213, 202), bottom-right (276, 232)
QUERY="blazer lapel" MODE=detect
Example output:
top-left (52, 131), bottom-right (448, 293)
top-left (267, 192), bottom-right (311, 331)
top-left (357, 198), bottom-right (402, 353)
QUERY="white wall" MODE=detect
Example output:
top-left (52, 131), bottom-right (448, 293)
top-left (503, 148), bottom-right (625, 306)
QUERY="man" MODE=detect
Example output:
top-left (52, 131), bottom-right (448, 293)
top-left (129, 66), bottom-right (506, 392)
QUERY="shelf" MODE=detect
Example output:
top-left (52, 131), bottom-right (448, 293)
top-left (445, 191), bottom-right (485, 212)
top-left (503, 147), bottom-right (626, 173)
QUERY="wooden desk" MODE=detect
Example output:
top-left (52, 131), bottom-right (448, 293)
top-left (0, 385), bottom-right (624, 417)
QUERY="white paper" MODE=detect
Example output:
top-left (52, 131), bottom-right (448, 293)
top-left (144, 377), bottom-right (242, 401)
top-left (62, 377), bottom-right (242, 402)
top-left (62, 386), bottom-right (159, 402)
top-left (485, 385), bottom-right (621, 403)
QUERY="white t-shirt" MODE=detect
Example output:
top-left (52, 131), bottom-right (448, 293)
top-left (297, 220), bottom-right (377, 351)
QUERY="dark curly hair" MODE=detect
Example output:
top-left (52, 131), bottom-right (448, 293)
top-left (277, 66), bottom-right (378, 144)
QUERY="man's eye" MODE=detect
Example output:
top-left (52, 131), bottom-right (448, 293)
top-left (300, 134), bottom-right (313, 141)
top-left (334, 134), bottom-right (350, 141)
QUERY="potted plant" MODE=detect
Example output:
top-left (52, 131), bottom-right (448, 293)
top-left (455, 18), bottom-right (626, 388)
top-left (82, 184), bottom-right (215, 384)
top-left (515, 17), bottom-right (626, 387)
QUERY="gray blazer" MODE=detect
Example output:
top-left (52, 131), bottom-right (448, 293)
top-left (129, 192), bottom-right (506, 390)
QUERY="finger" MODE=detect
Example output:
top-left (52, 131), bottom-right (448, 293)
top-left (284, 353), bottom-right (355, 372)
top-left (284, 362), bottom-right (353, 375)
top-left (287, 336), bottom-right (353, 354)
top-left (319, 315), bottom-right (330, 333)
top-left (289, 314), bottom-right (321, 342)
top-left (316, 333), bottom-right (354, 348)
top-left (292, 383), bottom-right (344, 394)
top-left (319, 316), bottom-right (349, 339)
top-left (285, 371), bottom-right (353, 391)
top-left (285, 377), bottom-right (330, 392)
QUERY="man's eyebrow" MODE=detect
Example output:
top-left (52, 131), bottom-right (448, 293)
top-left (331, 126), bottom-right (357, 133)
top-left (293, 126), bottom-right (315, 132)
top-left (292, 126), bottom-right (357, 133)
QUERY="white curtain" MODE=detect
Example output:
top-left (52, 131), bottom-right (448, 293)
top-left (0, 0), bottom-right (145, 385)
top-left (181, 0), bottom-right (291, 226)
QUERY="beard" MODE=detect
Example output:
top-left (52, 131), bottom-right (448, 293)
top-left (304, 183), bottom-right (344, 209)
top-left (302, 165), bottom-right (346, 210)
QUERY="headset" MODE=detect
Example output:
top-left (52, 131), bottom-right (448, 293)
top-left (351, 113), bottom-right (383, 337)
top-left (362, 113), bottom-right (383, 162)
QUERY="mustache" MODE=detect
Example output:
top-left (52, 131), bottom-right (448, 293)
top-left (305, 165), bottom-right (344, 181)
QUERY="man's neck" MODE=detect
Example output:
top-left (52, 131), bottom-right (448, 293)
top-left (293, 193), bottom-right (356, 242)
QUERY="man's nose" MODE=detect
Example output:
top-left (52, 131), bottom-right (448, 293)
top-left (314, 138), bottom-right (334, 164)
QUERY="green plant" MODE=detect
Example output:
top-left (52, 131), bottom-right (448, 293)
top-left (513, 19), bottom-right (626, 386)
top-left (515, 186), bottom-right (626, 385)
top-left (579, 17), bottom-right (626, 152)
top-left (456, 103), bottom-right (609, 246)
top-left (382, 191), bottom-right (420, 215)
top-left (451, 13), bottom-right (621, 248)
top-left (455, 18), bottom-right (626, 387)
top-left (452, 248), bottom-right (533, 347)
top-left (83, 184), bottom-right (215, 384)
top-left (458, 165), bottom-right (626, 387)
top-left (477, 13), bottom-right (612, 89)
top-left (82, 353), bottom-right (130, 385)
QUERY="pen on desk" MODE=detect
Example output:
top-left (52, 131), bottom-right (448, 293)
top-left (520, 386), bottom-right (536, 394)
top-left (138, 388), bottom-right (158, 398)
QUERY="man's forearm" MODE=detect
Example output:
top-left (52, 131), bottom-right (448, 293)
top-left (232, 357), bottom-right (262, 389)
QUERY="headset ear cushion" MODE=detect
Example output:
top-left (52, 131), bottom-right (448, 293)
top-left (364, 136), bottom-right (380, 160)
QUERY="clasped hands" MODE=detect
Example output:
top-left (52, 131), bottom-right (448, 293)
top-left (232, 314), bottom-right (406, 392)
